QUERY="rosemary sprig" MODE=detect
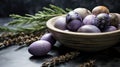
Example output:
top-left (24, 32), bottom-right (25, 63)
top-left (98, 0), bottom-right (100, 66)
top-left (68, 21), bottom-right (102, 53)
top-left (0, 4), bottom-right (71, 33)
top-left (9, 4), bottom-right (68, 25)
top-left (0, 26), bottom-right (12, 32)
top-left (41, 51), bottom-right (80, 67)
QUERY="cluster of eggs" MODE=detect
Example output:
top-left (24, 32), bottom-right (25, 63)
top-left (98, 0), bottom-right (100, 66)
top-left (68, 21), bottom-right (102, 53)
top-left (28, 33), bottom-right (56, 56)
top-left (55, 6), bottom-right (120, 33)
top-left (28, 6), bottom-right (120, 56)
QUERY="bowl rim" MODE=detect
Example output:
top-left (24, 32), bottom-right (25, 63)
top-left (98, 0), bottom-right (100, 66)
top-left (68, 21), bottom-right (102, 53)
top-left (46, 15), bottom-right (120, 36)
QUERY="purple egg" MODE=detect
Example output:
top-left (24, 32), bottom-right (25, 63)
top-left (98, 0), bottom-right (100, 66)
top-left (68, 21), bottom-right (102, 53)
top-left (28, 40), bottom-right (51, 56)
top-left (96, 13), bottom-right (110, 31)
top-left (40, 33), bottom-right (56, 45)
top-left (83, 15), bottom-right (98, 26)
top-left (104, 26), bottom-right (117, 32)
top-left (77, 25), bottom-right (101, 33)
top-left (66, 11), bottom-right (82, 24)
top-left (54, 16), bottom-right (66, 30)
top-left (67, 19), bottom-right (83, 31)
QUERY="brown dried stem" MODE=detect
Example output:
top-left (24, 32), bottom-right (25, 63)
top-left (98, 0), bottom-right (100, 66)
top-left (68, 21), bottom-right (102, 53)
top-left (0, 31), bottom-right (44, 48)
top-left (79, 60), bottom-right (95, 67)
top-left (41, 51), bottom-right (80, 67)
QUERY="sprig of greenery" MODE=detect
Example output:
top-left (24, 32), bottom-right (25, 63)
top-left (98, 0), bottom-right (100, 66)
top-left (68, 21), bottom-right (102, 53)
top-left (8, 4), bottom-right (71, 25)
top-left (0, 26), bottom-right (12, 32)
top-left (0, 4), bottom-right (71, 33)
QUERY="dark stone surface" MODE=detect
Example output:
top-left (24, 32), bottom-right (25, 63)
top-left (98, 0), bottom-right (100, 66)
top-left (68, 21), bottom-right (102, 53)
top-left (0, 44), bottom-right (120, 67)
top-left (0, 0), bottom-right (120, 17)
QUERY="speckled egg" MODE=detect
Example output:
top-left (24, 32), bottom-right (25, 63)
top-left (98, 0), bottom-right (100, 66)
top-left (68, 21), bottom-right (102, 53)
top-left (66, 11), bottom-right (82, 24)
top-left (109, 13), bottom-right (119, 28)
top-left (74, 8), bottom-right (91, 19)
top-left (92, 6), bottom-right (109, 15)
top-left (96, 13), bottom-right (110, 31)
top-left (115, 13), bottom-right (120, 24)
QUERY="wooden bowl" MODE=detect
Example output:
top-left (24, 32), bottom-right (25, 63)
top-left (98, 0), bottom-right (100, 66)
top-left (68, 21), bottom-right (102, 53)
top-left (46, 16), bottom-right (120, 51)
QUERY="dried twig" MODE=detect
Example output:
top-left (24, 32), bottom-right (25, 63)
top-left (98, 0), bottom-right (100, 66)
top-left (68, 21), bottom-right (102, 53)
top-left (0, 32), bottom-right (44, 48)
top-left (79, 60), bottom-right (95, 67)
top-left (41, 51), bottom-right (80, 67)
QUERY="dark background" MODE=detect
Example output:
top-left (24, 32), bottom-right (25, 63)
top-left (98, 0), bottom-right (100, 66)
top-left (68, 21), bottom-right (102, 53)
top-left (0, 0), bottom-right (120, 17)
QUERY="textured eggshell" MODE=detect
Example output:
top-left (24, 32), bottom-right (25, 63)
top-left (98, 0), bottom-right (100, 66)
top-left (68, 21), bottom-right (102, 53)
top-left (109, 13), bottom-right (119, 28)
top-left (77, 25), bottom-right (101, 33)
top-left (96, 13), bottom-right (110, 31)
top-left (67, 19), bottom-right (83, 31)
top-left (66, 11), bottom-right (82, 24)
top-left (40, 33), bottom-right (56, 45)
top-left (83, 15), bottom-right (98, 26)
top-left (115, 13), bottom-right (120, 24)
top-left (28, 40), bottom-right (51, 56)
top-left (74, 8), bottom-right (91, 19)
top-left (92, 6), bottom-right (109, 15)
top-left (54, 16), bottom-right (66, 30)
